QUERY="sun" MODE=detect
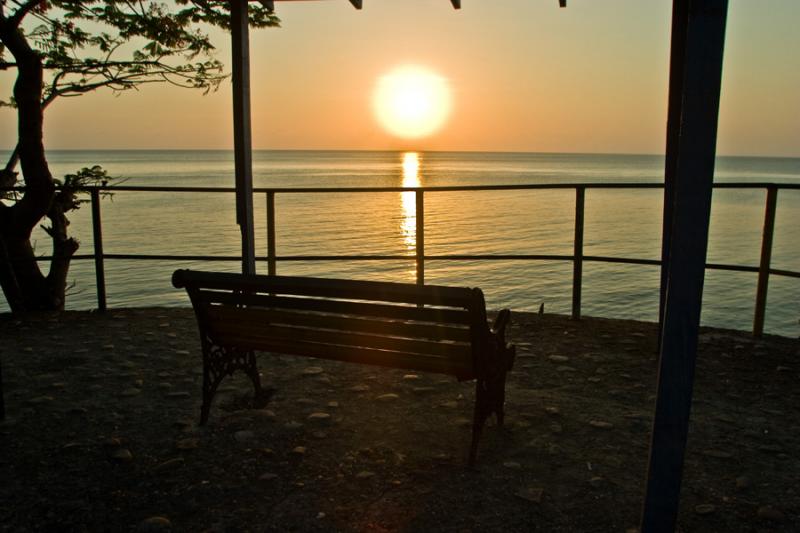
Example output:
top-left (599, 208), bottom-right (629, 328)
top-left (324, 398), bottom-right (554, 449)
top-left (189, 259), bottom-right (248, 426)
top-left (372, 65), bottom-right (452, 139)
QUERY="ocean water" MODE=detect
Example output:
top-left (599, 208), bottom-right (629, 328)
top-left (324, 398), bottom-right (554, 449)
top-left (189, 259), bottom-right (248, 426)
top-left (3, 150), bottom-right (799, 337)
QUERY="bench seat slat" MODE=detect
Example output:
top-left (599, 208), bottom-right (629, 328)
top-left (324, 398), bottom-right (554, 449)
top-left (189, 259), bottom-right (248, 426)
top-left (206, 313), bottom-right (473, 361)
top-left (206, 304), bottom-right (472, 343)
top-left (177, 270), bottom-right (474, 307)
top-left (196, 290), bottom-right (472, 325)
top-left (211, 333), bottom-right (474, 378)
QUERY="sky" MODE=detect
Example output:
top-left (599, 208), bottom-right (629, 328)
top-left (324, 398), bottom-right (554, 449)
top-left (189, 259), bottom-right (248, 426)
top-left (1, 0), bottom-right (799, 156)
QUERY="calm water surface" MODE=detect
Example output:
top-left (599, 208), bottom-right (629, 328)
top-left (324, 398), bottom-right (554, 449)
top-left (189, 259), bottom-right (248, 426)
top-left (4, 150), bottom-right (799, 337)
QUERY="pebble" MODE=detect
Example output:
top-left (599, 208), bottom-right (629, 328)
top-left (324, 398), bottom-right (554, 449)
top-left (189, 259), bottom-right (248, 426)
top-left (289, 446), bottom-right (306, 458)
top-left (402, 374), bottom-right (420, 380)
top-left (136, 516), bottom-right (172, 532)
top-left (757, 505), bottom-right (785, 522)
top-left (556, 366), bottom-right (577, 373)
top-left (694, 504), bottom-right (715, 515)
top-left (545, 406), bottom-right (560, 416)
top-left (587, 377), bottom-right (602, 383)
top-left (439, 401), bottom-right (459, 409)
top-left (549, 423), bottom-right (563, 434)
top-left (308, 412), bottom-right (331, 423)
top-left (110, 448), bottom-right (133, 463)
top-left (548, 355), bottom-right (570, 363)
top-left (515, 487), bottom-right (543, 503)
top-left (259, 472), bottom-right (279, 481)
top-left (412, 387), bottom-right (436, 395)
top-left (377, 393), bottom-right (399, 401)
top-left (302, 367), bottom-right (325, 376)
top-left (735, 476), bottom-right (751, 490)
top-left (355, 470), bottom-right (375, 479)
top-left (453, 417), bottom-right (471, 428)
top-left (234, 430), bottom-right (255, 442)
top-left (155, 457), bottom-right (185, 472)
top-left (589, 420), bottom-right (614, 429)
top-left (284, 421), bottom-right (304, 430)
top-left (588, 476), bottom-right (604, 488)
top-left (503, 461), bottom-right (521, 469)
top-left (26, 395), bottom-right (55, 404)
top-left (349, 385), bottom-right (370, 392)
top-left (327, 401), bottom-right (339, 408)
top-left (175, 438), bottom-right (199, 450)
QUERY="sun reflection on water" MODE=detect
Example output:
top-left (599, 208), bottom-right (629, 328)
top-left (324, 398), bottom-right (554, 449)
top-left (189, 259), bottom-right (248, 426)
top-left (400, 152), bottom-right (421, 252)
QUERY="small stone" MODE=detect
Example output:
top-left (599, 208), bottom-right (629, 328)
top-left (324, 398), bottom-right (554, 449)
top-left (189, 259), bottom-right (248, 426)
top-left (308, 412), bottom-right (331, 423)
top-left (259, 472), bottom-right (279, 481)
top-left (355, 470), bottom-right (375, 479)
top-left (556, 366), bottom-right (577, 373)
top-left (694, 504), bottom-right (715, 515)
top-left (26, 395), bottom-right (55, 405)
top-left (453, 417), bottom-right (471, 428)
top-left (284, 421), bottom-right (304, 430)
top-left (289, 446), bottom-right (306, 458)
top-left (545, 406), bottom-right (560, 416)
top-left (175, 438), bottom-right (199, 450)
top-left (549, 423), bottom-right (563, 434)
top-left (515, 487), bottom-right (543, 503)
top-left (136, 516), bottom-right (172, 532)
top-left (588, 476), bottom-right (604, 488)
top-left (302, 367), bottom-right (325, 376)
top-left (312, 431), bottom-right (328, 439)
top-left (735, 476), bottom-right (751, 490)
top-left (296, 398), bottom-right (316, 405)
top-left (327, 401), bottom-right (339, 408)
top-left (155, 457), bottom-right (185, 472)
top-left (377, 393), bottom-right (399, 401)
top-left (548, 355), bottom-right (570, 363)
top-left (317, 512), bottom-right (326, 519)
top-left (403, 374), bottom-right (420, 380)
top-left (589, 420), bottom-right (613, 429)
top-left (234, 430), bottom-right (255, 442)
top-left (349, 385), bottom-right (370, 392)
top-left (110, 448), bottom-right (133, 463)
top-left (587, 377), bottom-right (602, 383)
top-left (412, 387), bottom-right (436, 395)
top-left (757, 506), bottom-right (785, 522)
top-left (439, 401), bottom-right (459, 409)
top-left (503, 461), bottom-right (521, 469)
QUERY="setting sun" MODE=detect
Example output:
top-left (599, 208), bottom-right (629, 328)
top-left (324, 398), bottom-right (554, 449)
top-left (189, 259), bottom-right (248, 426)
top-left (372, 65), bottom-right (452, 139)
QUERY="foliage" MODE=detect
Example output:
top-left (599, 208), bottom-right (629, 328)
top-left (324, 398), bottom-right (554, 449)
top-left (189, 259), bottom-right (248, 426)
top-left (0, 1), bottom-right (279, 109)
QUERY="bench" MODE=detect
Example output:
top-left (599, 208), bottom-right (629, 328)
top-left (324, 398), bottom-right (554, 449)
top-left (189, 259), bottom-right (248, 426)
top-left (172, 269), bottom-right (516, 464)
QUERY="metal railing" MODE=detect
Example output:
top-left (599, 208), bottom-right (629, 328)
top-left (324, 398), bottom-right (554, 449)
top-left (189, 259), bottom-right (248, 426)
top-left (5, 182), bottom-right (799, 336)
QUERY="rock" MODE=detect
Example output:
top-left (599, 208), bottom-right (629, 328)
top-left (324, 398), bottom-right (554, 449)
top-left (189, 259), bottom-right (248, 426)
top-left (307, 412), bottom-right (331, 423)
top-left (589, 420), bottom-right (614, 429)
top-left (549, 423), bottom-right (563, 434)
top-left (587, 377), bottom-right (602, 383)
top-left (349, 385), bottom-right (370, 392)
top-left (355, 470), bottom-right (375, 479)
top-left (327, 401), bottom-right (340, 408)
top-left (259, 472), bottom-right (279, 481)
top-left (110, 448), bottom-right (133, 463)
top-left (735, 476), bottom-right (751, 490)
top-left (545, 406), bottom-right (560, 416)
top-left (588, 476), bottom-right (604, 488)
top-left (234, 430), bottom-right (255, 442)
top-left (556, 366), bottom-right (577, 373)
top-left (302, 366), bottom-right (325, 376)
top-left (439, 401), bottom-right (459, 409)
top-left (119, 388), bottom-right (141, 398)
top-left (137, 516), bottom-right (172, 532)
top-left (376, 393), bottom-right (399, 401)
top-left (175, 438), bottom-right (199, 450)
top-left (284, 421), bottom-right (304, 430)
top-left (402, 374), bottom-right (420, 380)
top-left (296, 398), bottom-right (316, 405)
top-left (289, 446), bottom-right (306, 459)
top-left (694, 504), bottom-right (715, 515)
top-left (155, 457), bottom-right (185, 472)
top-left (548, 355), bottom-right (570, 363)
top-left (515, 487), bottom-right (543, 503)
top-left (757, 506), bottom-right (785, 522)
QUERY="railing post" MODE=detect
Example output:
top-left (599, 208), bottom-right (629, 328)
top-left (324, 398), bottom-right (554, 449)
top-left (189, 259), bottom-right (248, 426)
top-left (91, 189), bottom-right (107, 312)
top-left (416, 190), bottom-right (425, 285)
top-left (572, 186), bottom-right (585, 319)
top-left (753, 186), bottom-right (777, 337)
top-left (266, 191), bottom-right (277, 276)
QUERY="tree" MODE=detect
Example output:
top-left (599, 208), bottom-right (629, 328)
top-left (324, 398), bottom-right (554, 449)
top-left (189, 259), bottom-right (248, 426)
top-left (0, 0), bottom-right (278, 310)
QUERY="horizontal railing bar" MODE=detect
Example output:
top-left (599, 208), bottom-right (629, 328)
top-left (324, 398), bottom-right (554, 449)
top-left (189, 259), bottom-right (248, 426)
top-left (23, 253), bottom-right (799, 280)
top-left (3, 182), bottom-right (800, 194)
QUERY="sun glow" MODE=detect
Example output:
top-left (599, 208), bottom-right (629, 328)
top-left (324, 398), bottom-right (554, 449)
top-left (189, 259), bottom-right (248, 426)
top-left (373, 66), bottom-right (452, 139)
top-left (400, 152), bottom-right (421, 251)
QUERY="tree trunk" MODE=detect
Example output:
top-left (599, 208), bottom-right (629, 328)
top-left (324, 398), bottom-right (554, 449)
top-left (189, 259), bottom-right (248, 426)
top-left (0, 15), bottom-right (66, 311)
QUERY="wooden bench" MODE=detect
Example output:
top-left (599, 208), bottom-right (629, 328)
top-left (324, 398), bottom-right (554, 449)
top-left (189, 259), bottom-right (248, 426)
top-left (172, 269), bottom-right (515, 464)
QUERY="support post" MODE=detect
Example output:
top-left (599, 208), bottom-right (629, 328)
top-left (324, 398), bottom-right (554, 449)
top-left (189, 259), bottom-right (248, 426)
top-left (91, 189), bottom-right (107, 312)
top-left (416, 190), bottom-right (425, 285)
top-left (753, 186), bottom-right (777, 337)
top-left (231, 0), bottom-right (256, 275)
top-left (659, 0), bottom-right (690, 347)
top-left (267, 191), bottom-right (277, 276)
top-left (572, 186), bottom-right (585, 319)
top-left (641, 1), bottom-right (728, 532)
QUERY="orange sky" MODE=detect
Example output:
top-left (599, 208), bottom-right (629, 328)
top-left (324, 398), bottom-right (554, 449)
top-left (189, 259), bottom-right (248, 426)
top-left (1, 0), bottom-right (798, 156)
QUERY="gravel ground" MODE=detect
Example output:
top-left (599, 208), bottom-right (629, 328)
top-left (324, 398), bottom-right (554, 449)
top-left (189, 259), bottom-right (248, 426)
top-left (0, 308), bottom-right (797, 532)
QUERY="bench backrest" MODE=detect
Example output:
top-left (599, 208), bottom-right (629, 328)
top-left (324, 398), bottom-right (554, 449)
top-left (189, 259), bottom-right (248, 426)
top-left (172, 270), bottom-right (492, 380)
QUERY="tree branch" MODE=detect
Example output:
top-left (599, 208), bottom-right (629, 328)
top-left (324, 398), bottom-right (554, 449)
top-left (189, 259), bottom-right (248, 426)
top-left (8, 0), bottom-right (44, 28)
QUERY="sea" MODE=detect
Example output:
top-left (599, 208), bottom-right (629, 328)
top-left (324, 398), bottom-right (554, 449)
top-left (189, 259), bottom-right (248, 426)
top-left (2, 150), bottom-right (799, 337)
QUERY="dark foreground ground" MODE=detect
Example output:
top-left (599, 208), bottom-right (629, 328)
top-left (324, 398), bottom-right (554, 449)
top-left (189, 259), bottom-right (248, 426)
top-left (0, 308), bottom-right (797, 532)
